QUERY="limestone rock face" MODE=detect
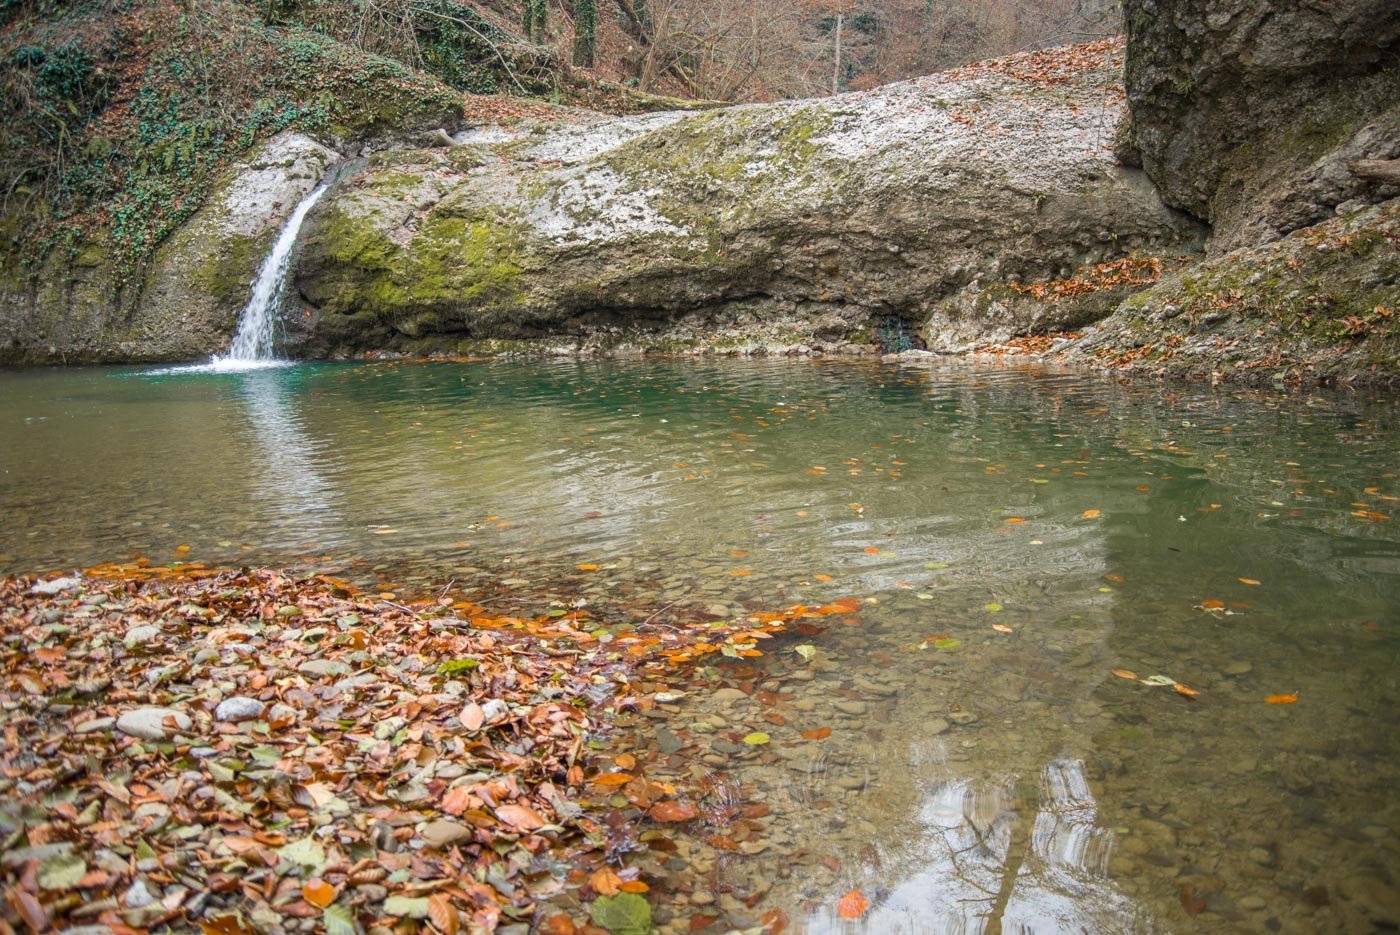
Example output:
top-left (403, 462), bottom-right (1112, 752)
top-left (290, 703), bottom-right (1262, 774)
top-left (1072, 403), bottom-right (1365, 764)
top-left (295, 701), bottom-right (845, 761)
top-left (0, 132), bottom-right (336, 363)
top-left (293, 42), bottom-right (1202, 356)
top-left (1122, 0), bottom-right (1400, 251)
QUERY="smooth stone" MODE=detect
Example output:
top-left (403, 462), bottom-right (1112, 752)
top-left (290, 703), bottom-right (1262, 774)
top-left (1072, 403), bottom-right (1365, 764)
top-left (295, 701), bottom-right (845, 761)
top-left (419, 820), bottom-right (473, 849)
top-left (1238, 896), bottom-right (1267, 911)
top-left (31, 577), bottom-right (81, 595)
top-left (949, 711), bottom-right (978, 725)
top-left (123, 625), bottom-right (160, 647)
top-left (852, 677), bottom-right (898, 697)
top-left (116, 707), bottom-right (192, 740)
top-left (1223, 661), bottom-right (1253, 675)
top-left (832, 699), bottom-right (868, 715)
top-left (712, 688), bottom-right (748, 705)
top-left (928, 718), bottom-right (951, 735)
top-left (123, 879), bottom-right (156, 909)
top-left (213, 696), bottom-right (265, 723)
top-left (298, 659), bottom-right (351, 678)
top-left (1339, 877), bottom-right (1400, 924)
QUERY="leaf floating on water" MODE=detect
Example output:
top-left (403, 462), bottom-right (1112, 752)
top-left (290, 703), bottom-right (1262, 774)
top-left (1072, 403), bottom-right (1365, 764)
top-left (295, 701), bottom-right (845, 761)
top-left (1111, 668), bottom-right (1138, 679)
top-left (1082, 509), bottom-right (1102, 519)
top-left (742, 732), bottom-right (771, 745)
top-left (577, 563), bottom-right (600, 571)
top-left (1239, 578), bottom-right (1261, 586)
top-left (592, 772), bottom-right (636, 787)
top-left (837, 889), bottom-right (871, 919)
top-left (1172, 682), bottom-right (1200, 698)
top-left (1139, 675), bottom-right (1178, 687)
top-left (1266, 692), bottom-right (1300, 704)
top-left (991, 623), bottom-right (1014, 633)
top-left (863, 546), bottom-right (881, 554)
top-left (933, 637), bottom-right (962, 650)
top-left (647, 801), bottom-right (698, 822)
top-left (983, 603), bottom-right (1003, 612)
top-left (794, 644), bottom-right (817, 662)
top-left (801, 727), bottom-right (832, 740)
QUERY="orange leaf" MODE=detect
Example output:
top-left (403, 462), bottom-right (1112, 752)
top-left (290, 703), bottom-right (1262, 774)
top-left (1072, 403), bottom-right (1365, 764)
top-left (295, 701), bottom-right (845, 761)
top-left (689, 915), bottom-right (720, 932)
top-left (590, 867), bottom-right (622, 897)
top-left (647, 801), bottom-right (698, 822)
top-left (577, 563), bottom-right (600, 571)
top-left (730, 550), bottom-right (749, 557)
top-left (837, 889), bottom-right (870, 919)
top-left (762, 908), bottom-right (790, 932)
top-left (618, 881), bottom-right (650, 894)
top-left (613, 753), bottom-right (637, 770)
top-left (862, 547), bottom-right (881, 554)
top-left (459, 702), bottom-right (485, 732)
top-left (495, 803), bottom-right (545, 831)
top-left (1111, 668), bottom-right (1137, 679)
top-left (991, 623), bottom-right (1013, 634)
top-left (814, 573), bottom-right (832, 582)
top-left (591, 773), bottom-right (635, 787)
top-left (1173, 683), bottom-right (1200, 698)
top-left (1200, 598), bottom-right (1224, 609)
top-left (1081, 509), bottom-right (1101, 519)
top-left (730, 569), bottom-right (753, 576)
top-left (429, 893), bottom-right (459, 935)
top-left (542, 914), bottom-right (578, 935)
top-left (1265, 692), bottom-right (1299, 704)
top-left (801, 727), bottom-right (832, 740)
top-left (1238, 578), bottom-right (1261, 586)
top-left (301, 879), bottom-right (335, 908)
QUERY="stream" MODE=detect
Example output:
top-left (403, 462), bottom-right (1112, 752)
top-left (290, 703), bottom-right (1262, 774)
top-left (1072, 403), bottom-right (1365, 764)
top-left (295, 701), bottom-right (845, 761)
top-left (1, 357), bottom-right (1398, 933)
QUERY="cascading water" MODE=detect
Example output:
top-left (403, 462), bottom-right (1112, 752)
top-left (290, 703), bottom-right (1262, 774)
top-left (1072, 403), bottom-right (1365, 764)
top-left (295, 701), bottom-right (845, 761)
top-left (205, 182), bottom-right (330, 371)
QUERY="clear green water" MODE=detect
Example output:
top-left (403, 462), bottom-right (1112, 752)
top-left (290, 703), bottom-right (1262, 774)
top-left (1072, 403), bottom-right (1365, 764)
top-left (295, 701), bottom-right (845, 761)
top-left (2, 358), bottom-right (1398, 933)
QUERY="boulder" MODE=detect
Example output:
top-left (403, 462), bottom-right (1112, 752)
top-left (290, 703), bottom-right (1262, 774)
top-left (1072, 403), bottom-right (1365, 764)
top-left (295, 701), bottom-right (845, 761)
top-left (1122, 0), bottom-right (1400, 251)
top-left (294, 42), bottom-right (1201, 356)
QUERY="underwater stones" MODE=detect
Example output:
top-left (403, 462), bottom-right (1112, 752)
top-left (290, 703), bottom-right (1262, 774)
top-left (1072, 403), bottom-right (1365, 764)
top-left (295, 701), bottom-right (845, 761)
top-left (1339, 876), bottom-right (1400, 925)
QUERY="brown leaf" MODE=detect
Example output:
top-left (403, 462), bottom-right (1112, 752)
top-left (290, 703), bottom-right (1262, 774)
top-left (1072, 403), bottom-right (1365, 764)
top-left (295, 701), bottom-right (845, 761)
top-left (495, 803), bottom-right (546, 831)
top-left (459, 702), bottom-right (485, 732)
top-left (589, 867), bottom-right (622, 897)
top-left (800, 727), bottom-right (832, 740)
top-left (647, 801), bottom-right (698, 822)
top-left (1179, 883), bottom-right (1206, 915)
top-left (429, 893), bottom-right (459, 935)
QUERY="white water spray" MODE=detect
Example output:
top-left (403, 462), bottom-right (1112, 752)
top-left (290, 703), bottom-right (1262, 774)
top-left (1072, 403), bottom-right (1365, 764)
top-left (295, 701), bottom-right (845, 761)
top-left (203, 182), bottom-right (329, 371)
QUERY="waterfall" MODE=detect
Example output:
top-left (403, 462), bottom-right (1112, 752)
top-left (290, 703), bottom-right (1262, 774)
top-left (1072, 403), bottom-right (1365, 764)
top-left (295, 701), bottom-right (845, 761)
top-left (208, 182), bottom-right (330, 370)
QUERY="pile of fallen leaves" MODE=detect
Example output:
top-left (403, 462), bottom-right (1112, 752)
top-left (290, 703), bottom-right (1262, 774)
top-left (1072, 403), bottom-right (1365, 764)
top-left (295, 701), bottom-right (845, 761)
top-left (0, 565), bottom-right (818, 934)
top-left (1008, 255), bottom-right (1170, 303)
top-left (943, 38), bottom-right (1124, 90)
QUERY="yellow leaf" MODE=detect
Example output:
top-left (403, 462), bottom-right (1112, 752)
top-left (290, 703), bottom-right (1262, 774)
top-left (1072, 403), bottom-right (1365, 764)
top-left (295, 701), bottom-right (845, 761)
top-left (577, 563), bottom-right (600, 571)
top-left (1239, 578), bottom-right (1261, 586)
top-left (1081, 509), bottom-right (1101, 519)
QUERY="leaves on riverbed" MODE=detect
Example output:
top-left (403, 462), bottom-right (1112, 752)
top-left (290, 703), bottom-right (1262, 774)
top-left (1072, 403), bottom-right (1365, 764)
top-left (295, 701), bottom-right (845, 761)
top-left (589, 892), bottom-right (652, 935)
top-left (0, 566), bottom-right (826, 932)
top-left (1266, 692), bottom-right (1300, 704)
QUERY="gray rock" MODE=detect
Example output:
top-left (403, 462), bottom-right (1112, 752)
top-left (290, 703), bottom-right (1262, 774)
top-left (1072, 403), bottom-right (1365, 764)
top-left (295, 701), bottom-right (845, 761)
top-left (116, 707), bottom-right (193, 740)
top-left (123, 879), bottom-right (156, 909)
top-left (298, 659), bottom-right (352, 678)
top-left (74, 717), bottom-right (116, 733)
top-left (832, 699), bottom-right (868, 716)
top-left (293, 51), bottom-right (1199, 359)
top-left (1340, 876), bottom-right (1400, 925)
top-left (928, 718), bottom-right (951, 735)
top-left (31, 576), bottom-right (81, 595)
top-left (712, 688), bottom-right (749, 705)
top-left (123, 625), bottom-right (161, 647)
top-left (214, 696), bottom-right (266, 723)
top-left (480, 698), bottom-right (510, 725)
top-left (1122, 0), bottom-right (1400, 251)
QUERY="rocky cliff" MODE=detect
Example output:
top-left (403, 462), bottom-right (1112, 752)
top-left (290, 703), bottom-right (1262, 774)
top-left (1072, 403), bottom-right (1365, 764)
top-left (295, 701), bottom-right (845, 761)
top-left (290, 41), bottom-right (1201, 358)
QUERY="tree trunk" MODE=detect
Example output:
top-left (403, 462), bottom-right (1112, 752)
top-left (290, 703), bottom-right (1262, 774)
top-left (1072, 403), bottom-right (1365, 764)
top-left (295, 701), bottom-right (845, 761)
top-left (573, 0), bottom-right (597, 67)
top-left (1348, 159), bottom-right (1400, 185)
top-left (832, 13), bottom-right (843, 95)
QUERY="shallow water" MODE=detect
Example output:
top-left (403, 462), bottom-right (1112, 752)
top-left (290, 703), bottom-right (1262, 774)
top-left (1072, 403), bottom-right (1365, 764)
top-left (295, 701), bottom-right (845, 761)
top-left (2, 358), bottom-right (1398, 932)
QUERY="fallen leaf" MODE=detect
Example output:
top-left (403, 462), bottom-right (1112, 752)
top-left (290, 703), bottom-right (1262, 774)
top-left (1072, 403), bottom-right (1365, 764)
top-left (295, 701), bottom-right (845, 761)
top-left (1239, 578), bottom-right (1261, 586)
top-left (1172, 683), bottom-right (1200, 698)
top-left (837, 889), bottom-right (870, 919)
top-left (801, 727), bottom-right (832, 740)
top-left (991, 623), bottom-right (1013, 633)
top-left (742, 732), bottom-right (770, 745)
top-left (495, 803), bottom-right (545, 831)
top-left (1081, 509), bottom-right (1101, 518)
top-left (459, 702), bottom-right (485, 732)
top-left (302, 879), bottom-right (335, 908)
top-left (1111, 668), bottom-right (1138, 679)
top-left (648, 801), bottom-right (698, 822)
top-left (577, 563), bottom-right (600, 571)
top-left (1265, 692), bottom-right (1299, 704)
top-left (429, 893), bottom-right (459, 935)
top-left (590, 867), bottom-right (622, 897)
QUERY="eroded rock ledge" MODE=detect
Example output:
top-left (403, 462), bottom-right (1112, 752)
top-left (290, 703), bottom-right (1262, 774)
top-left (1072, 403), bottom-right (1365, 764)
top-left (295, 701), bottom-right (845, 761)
top-left (290, 41), bottom-right (1204, 358)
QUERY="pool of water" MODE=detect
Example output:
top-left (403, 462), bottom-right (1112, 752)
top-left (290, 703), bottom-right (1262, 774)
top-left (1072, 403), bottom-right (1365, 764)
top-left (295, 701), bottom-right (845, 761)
top-left (2, 358), bottom-right (1398, 932)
